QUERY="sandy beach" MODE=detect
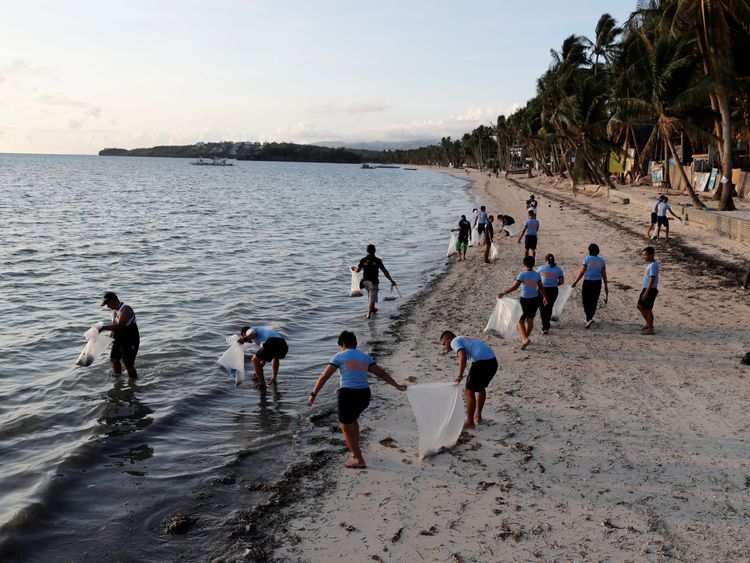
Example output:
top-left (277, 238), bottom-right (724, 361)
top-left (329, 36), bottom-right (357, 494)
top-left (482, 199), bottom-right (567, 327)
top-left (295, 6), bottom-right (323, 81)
top-left (258, 171), bottom-right (750, 562)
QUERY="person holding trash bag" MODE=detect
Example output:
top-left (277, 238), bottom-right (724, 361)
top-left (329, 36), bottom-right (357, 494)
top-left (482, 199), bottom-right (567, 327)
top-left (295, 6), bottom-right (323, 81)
top-left (571, 243), bottom-right (609, 329)
top-left (477, 205), bottom-right (489, 236)
top-left (451, 214), bottom-right (472, 262)
top-left (637, 246), bottom-right (660, 335)
top-left (352, 244), bottom-right (397, 319)
top-left (308, 331), bottom-right (406, 469)
top-left (536, 254), bottom-right (565, 335)
top-left (99, 292), bottom-right (139, 379)
top-left (482, 215), bottom-right (495, 264)
top-left (655, 195), bottom-right (680, 241)
top-left (517, 209), bottom-right (540, 258)
top-left (439, 331), bottom-right (498, 429)
top-left (498, 256), bottom-right (548, 349)
top-left (238, 326), bottom-right (288, 388)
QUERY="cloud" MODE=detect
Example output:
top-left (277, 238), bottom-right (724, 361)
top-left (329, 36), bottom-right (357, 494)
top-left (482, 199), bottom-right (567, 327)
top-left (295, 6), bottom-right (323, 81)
top-left (0, 59), bottom-right (55, 84)
top-left (306, 100), bottom-right (389, 115)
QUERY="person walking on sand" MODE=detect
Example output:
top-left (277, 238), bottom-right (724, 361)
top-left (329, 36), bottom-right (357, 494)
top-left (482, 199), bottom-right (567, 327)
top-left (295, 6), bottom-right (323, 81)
top-left (439, 331), bottom-right (498, 429)
top-left (451, 214), bottom-right (472, 262)
top-left (352, 244), bottom-right (397, 319)
top-left (655, 195), bottom-right (680, 240)
top-left (482, 215), bottom-right (495, 264)
top-left (637, 246), bottom-right (660, 335)
top-left (99, 292), bottom-right (139, 379)
top-left (536, 253), bottom-right (564, 335)
top-left (308, 330), bottom-right (406, 469)
top-left (646, 194), bottom-right (663, 239)
top-left (498, 256), bottom-right (548, 349)
top-left (238, 326), bottom-right (288, 387)
top-left (517, 209), bottom-right (540, 258)
top-left (571, 243), bottom-right (609, 328)
top-left (476, 205), bottom-right (489, 237)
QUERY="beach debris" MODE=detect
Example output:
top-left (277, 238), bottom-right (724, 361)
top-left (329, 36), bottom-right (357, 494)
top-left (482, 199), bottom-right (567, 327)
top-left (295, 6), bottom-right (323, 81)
top-left (75, 323), bottom-right (112, 366)
top-left (406, 382), bottom-right (464, 459)
top-left (391, 527), bottom-right (403, 543)
top-left (339, 522), bottom-right (357, 533)
top-left (405, 375), bottom-right (418, 383)
top-left (741, 352), bottom-right (750, 366)
top-left (456, 431), bottom-right (472, 445)
top-left (370, 556), bottom-right (384, 562)
top-left (349, 269), bottom-right (363, 297)
top-left (452, 554), bottom-right (465, 563)
top-left (510, 442), bottom-right (534, 463)
top-left (419, 525), bottom-right (438, 536)
top-left (160, 512), bottom-right (196, 535)
top-left (477, 481), bottom-right (496, 491)
top-left (379, 436), bottom-right (397, 448)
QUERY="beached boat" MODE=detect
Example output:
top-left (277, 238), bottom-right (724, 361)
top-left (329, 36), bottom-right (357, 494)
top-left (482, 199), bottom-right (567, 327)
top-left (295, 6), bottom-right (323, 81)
top-left (191, 158), bottom-right (234, 166)
top-left (375, 164), bottom-right (400, 169)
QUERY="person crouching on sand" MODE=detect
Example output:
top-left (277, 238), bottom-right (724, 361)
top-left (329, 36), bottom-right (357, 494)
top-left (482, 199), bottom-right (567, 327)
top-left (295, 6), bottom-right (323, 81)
top-left (440, 331), bottom-right (498, 429)
top-left (308, 331), bottom-right (406, 469)
top-left (238, 326), bottom-right (288, 388)
top-left (637, 246), bottom-right (660, 335)
top-left (498, 256), bottom-right (548, 349)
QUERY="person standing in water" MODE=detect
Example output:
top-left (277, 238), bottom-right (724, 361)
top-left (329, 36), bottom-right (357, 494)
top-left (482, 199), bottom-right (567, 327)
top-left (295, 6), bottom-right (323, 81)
top-left (571, 243), bottom-right (609, 328)
top-left (517, 209), bottom-right (540, 258)
top-left (498, 256), bottom-right (548, 349)
top-left (308, 331), bottom-right (406, 469)
top-left (99, 292), bottom-right (139, 379)
top-left (637, 246), bottom-right (660, 335)
top-left (351, 244), bottom-right (397, 319)
top-left (536, 253), bottom-right (564, 335)
top-left (238, 326), bottom-right (288, 387)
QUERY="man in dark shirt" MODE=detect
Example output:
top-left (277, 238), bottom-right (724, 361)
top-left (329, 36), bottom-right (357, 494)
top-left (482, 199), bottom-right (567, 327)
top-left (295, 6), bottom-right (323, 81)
top-left (352, 244), bottom-right (397, 318)
top-left (451, 215), bottom-right (472, 262)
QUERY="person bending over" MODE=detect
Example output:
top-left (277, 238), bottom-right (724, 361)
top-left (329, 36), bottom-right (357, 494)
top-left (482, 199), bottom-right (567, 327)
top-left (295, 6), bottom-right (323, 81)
top-left (239, 326), bottom-right (288, 388)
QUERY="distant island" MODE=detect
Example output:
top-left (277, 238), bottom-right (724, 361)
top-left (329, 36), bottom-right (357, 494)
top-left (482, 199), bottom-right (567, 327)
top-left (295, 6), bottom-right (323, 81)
top-left (99, 141), bottom-right (440, 165)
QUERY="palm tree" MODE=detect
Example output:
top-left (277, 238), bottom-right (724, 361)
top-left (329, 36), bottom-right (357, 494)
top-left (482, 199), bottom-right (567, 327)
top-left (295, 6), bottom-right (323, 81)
top-left (585, 13), bottom-right (624, 74)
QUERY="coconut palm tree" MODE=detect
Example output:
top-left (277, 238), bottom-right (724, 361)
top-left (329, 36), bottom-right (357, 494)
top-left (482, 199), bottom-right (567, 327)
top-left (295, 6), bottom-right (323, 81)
top-left (585, 13), bottom-right (624, 74)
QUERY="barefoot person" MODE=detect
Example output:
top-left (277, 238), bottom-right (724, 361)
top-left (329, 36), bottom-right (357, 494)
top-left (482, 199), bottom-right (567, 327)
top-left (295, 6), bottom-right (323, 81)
top-left (439, 331), bottom-right (498, 429)
top-left (307, 331), bottom-right (406, 469)
top-left (498, 256), bottom-right (548, 349)
top-left (477, 205), bottom-right (489, 237)
top-left (517, 209), bottom-right (540, 258)
top-left (646, 195), bottom-right (663, 239)
top-left (451, 214), bottom-right (472, 262)
top-left (239, 326), bottom-right (288, 387)
top-left (352, 244), bottom-right (397, 319)
top-left (637, 246), bottom-right (660, 335)
top-left (99, 292), bottom-right (139, 379)
top-left (482, 215), bottom-right (495, 264)
top-left (536, 253), bottom-right (564, 335)
top-left (571, 243), bottom-right (609, 328)
top-left (655, 195), bottom-right (680, 240)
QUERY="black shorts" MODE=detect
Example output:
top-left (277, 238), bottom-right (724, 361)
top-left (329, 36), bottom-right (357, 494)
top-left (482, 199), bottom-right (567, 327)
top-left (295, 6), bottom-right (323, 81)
top-left (657, 216), bottom-right (669, 227)
top-left (256, 337), bottom-right (288, 362)
top-left (337, 387), bottom-right (371, 424)
top-left (525, 235), bottom-right (537, 250)
top-left (111, 337), bottom-right (139, 366)
top-left (466, 358), bottom-right (498, 392)
top-left (519, 296), bottom-right (539, 321)
top-left (638, 288), bottom-right (658, 310)
top-left (650, 212), bottom-right (658, 225)
top-left (477, 223), bottom-right (485, 235)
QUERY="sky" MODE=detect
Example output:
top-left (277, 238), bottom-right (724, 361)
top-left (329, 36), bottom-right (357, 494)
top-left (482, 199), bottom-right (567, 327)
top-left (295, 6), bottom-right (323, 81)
top-left (0, 1), bottom-right (634, 155)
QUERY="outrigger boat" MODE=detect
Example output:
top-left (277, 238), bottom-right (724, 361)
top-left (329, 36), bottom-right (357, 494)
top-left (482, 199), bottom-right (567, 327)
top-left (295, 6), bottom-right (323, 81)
top-left (191, 157), bottom-right (234, 166)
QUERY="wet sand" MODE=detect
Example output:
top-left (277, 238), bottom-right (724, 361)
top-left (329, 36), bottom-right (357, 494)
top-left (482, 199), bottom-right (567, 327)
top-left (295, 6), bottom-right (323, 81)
top-left (261, 172), bottom-right (749, 562)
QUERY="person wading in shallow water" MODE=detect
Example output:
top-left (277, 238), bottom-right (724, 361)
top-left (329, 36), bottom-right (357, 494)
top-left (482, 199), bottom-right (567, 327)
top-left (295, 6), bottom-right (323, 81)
top-left (351, 244), bottom-right (396, 319)
top-left (308, 331), bottom-right (406, 469)
top-left (238, 326), bottom-right (289, 388)
top-left (99, 292), bottom-right (139, 379)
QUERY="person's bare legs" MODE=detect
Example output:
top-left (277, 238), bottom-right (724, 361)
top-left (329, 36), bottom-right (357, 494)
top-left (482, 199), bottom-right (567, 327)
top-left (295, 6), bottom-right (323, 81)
top-left (270, 358), bottom-right (279, 384)
top-left (111, 358), bottom-right (122, 375)
top-left (518, 318), bottom-right (530, 348)
top-left (252, 355), bottom-right (266, 388)
top-left (655, 224), bottom-right (662, 240)
top-left (124, 363), bottom-right (138, 379)
top-left (638, 303), bottom-right (654, 333)
top-left (340, 421), bottom-right (366, 468)
top-left (664, 224), bottom-right (670, 240)
top-left (475, 390), bottom-right (486, 424)
top-left (464, 388), bottom-right (476, 429)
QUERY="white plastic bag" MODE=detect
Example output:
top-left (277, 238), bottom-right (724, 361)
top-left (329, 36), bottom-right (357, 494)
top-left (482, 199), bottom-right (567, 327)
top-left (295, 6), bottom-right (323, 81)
top-left (446, 233), bottom-right (457, 257)
top-left (551, 285), bottom-right (572, 322)
top-left (502, 224), bottom-right (520, 236)
top-left (217, 335), bottom-right (249, 386)
top-left (75, 322), bottom-right (113, 366)
top-left (489, 243), bottom-right (499, 262)
top-left (349, 269), bottom-right (363, 297)
top-left (483, 297), bottom-right (522, 340)
top-left (406, 382), bottom-right (464, 459)
top-left (469, 226), bottom-right (480, 246)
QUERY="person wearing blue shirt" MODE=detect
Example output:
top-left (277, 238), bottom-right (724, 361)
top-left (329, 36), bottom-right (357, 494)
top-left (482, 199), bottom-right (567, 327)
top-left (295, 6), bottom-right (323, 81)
top-left (440, 330), bottom-right (498, 429)
top-left (536, 253), bottom-right (565, 335)
top-left (239, 326), bottom-right (289, 388)
top-left (571, 243), bottom-right (609, 328)
top-left (517, 209), bottom-right (540, 258)
top-left (498, 256), bottom-right (549, 349)
top-left (655, 195), bottom-right (680, 241)
top-left (637, 246), bottom-right (660, 335)
top-left (308, 331), bottom-right (406, 469)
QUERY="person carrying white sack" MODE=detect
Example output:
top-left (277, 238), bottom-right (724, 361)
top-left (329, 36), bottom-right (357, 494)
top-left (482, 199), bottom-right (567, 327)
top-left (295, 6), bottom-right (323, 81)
top-left (99, 292), bottom-right (139, 379)
top-left (498, 256), bottom-right (549, 350)
top-left (439, 331), bottom-right (498, 429)
top-left (536, 253), bottom-right (565, 335)
top-left (238, 326), bottom-right (288, 388)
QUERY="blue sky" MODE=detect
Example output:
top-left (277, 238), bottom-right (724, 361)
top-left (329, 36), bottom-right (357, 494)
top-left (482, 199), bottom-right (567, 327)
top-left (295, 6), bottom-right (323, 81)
top-left (0, 1), bottom-right (633, 154)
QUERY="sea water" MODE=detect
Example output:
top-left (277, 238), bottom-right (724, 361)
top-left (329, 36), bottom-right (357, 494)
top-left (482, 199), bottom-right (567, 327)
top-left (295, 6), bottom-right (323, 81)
top-left (0, 154), bottom-right (473, 560)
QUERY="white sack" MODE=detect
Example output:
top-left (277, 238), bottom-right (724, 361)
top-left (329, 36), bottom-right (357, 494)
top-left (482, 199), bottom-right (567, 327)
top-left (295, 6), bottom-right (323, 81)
top-left (489, 243), bottom-right (499, 262)
top-left (469, 226), bottom-right (480, 246)
top-left (406, 382), bottom-right (464, 459)
top-left (217, 335), bottom-right (249, 386)
top-left (502, 224), bottom-right (520, 236)
top-left (446, 233), bottom-right (457, 257)
top-left (75, 322), bottom-right (112, 366)
top-left (349, 269), bottom-right (363, 297)
top-left (483, 297), bottom-right (522, 340)
top-left (551, 285), bottom-right (573, 322)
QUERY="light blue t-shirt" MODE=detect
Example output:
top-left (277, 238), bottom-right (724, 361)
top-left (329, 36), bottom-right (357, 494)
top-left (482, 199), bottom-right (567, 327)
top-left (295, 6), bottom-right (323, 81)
top-left (643, 260), bottom-right (659, 289)
top-left (582, 255), bottom-right (606, 281)
top-left (329, 348), bottom-right (374, 389)
top-left (478, 210), bottom-right (488, 225)
top-left (656, 202), bottom-right (671, 217)
top-left (250, 327), bottom-right (280, 345)
top-left (450, 336), bottom-right (495, 362)
top-left (537, 264), bottom-right (564, 288)
top-left (524, 218), bottom-right (540, 236)
top-left (516, 270), bottom-right (542, 298)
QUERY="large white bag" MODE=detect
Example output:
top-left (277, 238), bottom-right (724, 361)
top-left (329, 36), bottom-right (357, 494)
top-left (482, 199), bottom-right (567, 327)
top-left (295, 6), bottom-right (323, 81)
top-left (489, 243), bottom-right (499, 262)
top-left (469, 226), bottom-right (480, 246)
top-left (483, 297), bottom-right (522, 340)
top-left (502, 224), bottom-right (520, 236)
top-left (349, 269), bottom-right (363, 297)
top-left (217, 335), bottom-right (249, 386)
top-left (406, 382), bottom-right (465, 459)
top-left (551, 285), bottom-right (573, 322)
top-left (75, 322), bottom-right (113, 366)
top-left (446, 233), bottom-right (457, 257)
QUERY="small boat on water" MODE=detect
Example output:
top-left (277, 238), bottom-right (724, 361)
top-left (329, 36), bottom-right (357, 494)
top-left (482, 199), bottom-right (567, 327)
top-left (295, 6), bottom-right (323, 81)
top-left (191, 157), bottom-right (234, 166)
top-left (375, 164), bottom-right (400, 169)
top-left (361, 163), bottom-right (375, 169)
top-left (404, 167), bottom-right (418, 171)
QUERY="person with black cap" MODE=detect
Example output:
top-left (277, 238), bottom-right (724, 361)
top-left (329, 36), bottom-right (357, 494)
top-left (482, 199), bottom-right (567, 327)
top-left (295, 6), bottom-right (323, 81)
top-left (99, 292), bottom-right (139, 378)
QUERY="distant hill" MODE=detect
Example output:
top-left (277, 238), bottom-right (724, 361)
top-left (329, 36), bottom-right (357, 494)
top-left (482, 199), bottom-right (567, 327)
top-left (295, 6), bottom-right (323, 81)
top-left (314, 139), bottom-right (438, 151)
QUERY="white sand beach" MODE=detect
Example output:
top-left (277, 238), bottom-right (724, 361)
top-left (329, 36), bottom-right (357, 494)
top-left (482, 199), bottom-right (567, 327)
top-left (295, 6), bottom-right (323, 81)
top-left (272, 172), bottom-right (750, 562)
